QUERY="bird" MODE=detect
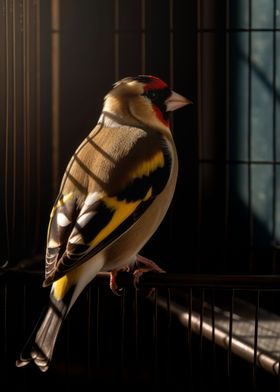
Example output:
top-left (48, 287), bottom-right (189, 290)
top-left (16, 75), bottom-right (191, 372)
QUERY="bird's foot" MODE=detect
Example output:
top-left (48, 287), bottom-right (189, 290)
top-left (110, 266), bottom-right (130, 296)
top-left (132, 254), bottom-right (165, 288)
top-left (110, 255), bottom-right (165, 295)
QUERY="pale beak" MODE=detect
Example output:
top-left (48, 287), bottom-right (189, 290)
top-left (165, 90), bottom-right (192, 112)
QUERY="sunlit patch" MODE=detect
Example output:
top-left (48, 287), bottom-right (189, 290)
top-left (48, 238), bottom-right (60, 248)
top-left (77, 212), bottom-right (94, 228)
top-left (85, 192), bottom-right (99, 206)
top-left (69, 233), bottom-right (84, 245)
top-left (57, 212), bottom-right (71, 227)
top-left (58, 192), bottom-right (73, 208)
top-left (50, 192), bottom-right (73, 218)
top-left (80, 192), bottom-right (100, 215)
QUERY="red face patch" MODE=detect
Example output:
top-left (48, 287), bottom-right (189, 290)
top-left (143, 76), bottom-right (168, 92)
top-left (152, 105), bottom-right (170, 127)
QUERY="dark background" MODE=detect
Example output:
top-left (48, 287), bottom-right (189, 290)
top-left (1, 0), bottom-right (279, 389)
top-left (1, 0), bottom-right (279, 276)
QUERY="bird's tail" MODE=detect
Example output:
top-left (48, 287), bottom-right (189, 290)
top-left (16, 256), bottom-right (105, 372)
top-left (16, 294), bottom-right (68, 372)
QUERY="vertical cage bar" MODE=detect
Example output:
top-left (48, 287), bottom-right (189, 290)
top-left (211, 289), bottom-right (216, 385)
top-left (140, 0), bottom-right (145, 74)
top-left (134, 287), bottom-right (139, 361)
top-left (114, 0), bottom-right (119, 81)
top-left (12, 0), bottom-right (17, 242)
top-left (166, 288), bottom-right (171, 385)
top-left (23, 0), bottom-right (31, 250)
top-left (1, 282), bottom-right (8, 384)
top-left (22, 282), bottom-right (27, 385)
top-left (227, 289), bottom-right (234, 390)
top-left (197, 0), bottom-right (203, 271)
top-left (4, 283), bottom-right (8, 365)
top-left (248, 0), bottom-right (254, 272)
top-left (51, 0), bottom-right (60, 198)
top-left (252, 289), bottom-right (260, 389)
top-left (4, 0), bottom-right (10, 264)
top-left (199, 287), bottom-right (205, 390)
top-left (34, 0), bottom-right (41, 251)
top-left (169, 0), bottom-right (174, 88)
top-left (65, 310), bottom-right (71, 376)
top-left (272, 0), bottom-right (277, 271)
top-left (87, 286), bottom-right (92, 380)
top-left (22, 283), bottom-right (27, 338)
top-left (224, 0), bottom-right (230, 264)
top-left (153, 288), bottom-right (158, 382)
top-left (95, 286), bottom-right (100, 369)
top-left (187, 288), bottom-right (193, 390)
top-left (120, 288), bottom-right (126, 369)
top-left (167, 0), bottom-right (175, 246)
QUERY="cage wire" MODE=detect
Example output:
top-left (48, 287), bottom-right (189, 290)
top-left (1, 0), bottom-right (280, 390)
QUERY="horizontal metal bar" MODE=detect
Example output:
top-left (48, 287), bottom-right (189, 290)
top-left (114, 273), bottom-right (280, 290)
top-left (198, 28), bottom-right (280, 32)
top-left (111, 28), bottom-right (280, 33)
top-left (2, 267), bottom-right (280, 290)
top-left (199, 159), bottom-right (280, 165)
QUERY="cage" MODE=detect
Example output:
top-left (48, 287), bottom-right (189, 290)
top-left (1, 0), bottom-right (280, 390)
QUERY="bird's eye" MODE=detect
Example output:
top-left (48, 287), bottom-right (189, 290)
top-left (143, 90), bottom-right (158, 101)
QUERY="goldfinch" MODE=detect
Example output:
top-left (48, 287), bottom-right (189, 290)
top-left (16, 75), bottom-right (191, 372)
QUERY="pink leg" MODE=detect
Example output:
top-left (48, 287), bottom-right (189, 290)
top-left (133, 254), bottom-right (165, 287)
top-left (109, 255), bottom-right (165, 295)
top-left (110, 265), bottom-right (130, 296)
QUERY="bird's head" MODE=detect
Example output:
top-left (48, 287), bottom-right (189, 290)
top-left (102, 75), bottom-right (192, 133)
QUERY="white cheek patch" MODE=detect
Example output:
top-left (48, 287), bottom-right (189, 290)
top-left (77, 212), bottom-right (94, 228)
top-left (57, 212), bottom-right (71, 227)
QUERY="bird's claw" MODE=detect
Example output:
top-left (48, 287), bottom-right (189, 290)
top-left (132, 254), bottom-right (165, 292)
top-left (109, 266), bottom-right (130, 296)
top-left (110, 255), bottom-right (165, 295)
